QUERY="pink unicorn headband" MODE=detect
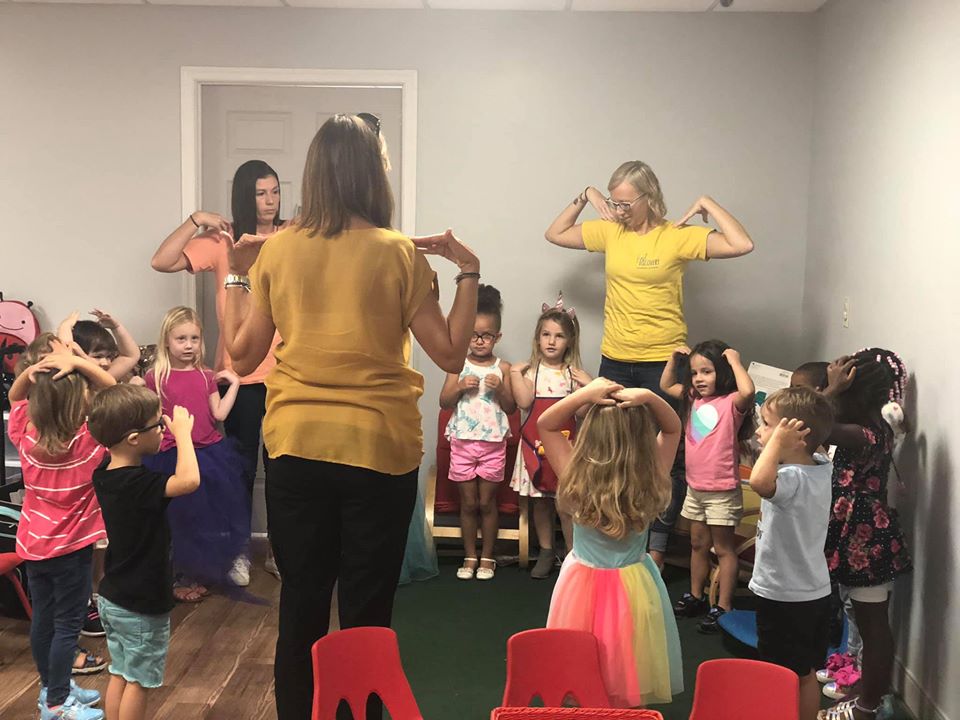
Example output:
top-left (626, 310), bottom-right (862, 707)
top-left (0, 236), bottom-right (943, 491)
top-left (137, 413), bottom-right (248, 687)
top-left (541, 291), bottom-right (576, 319)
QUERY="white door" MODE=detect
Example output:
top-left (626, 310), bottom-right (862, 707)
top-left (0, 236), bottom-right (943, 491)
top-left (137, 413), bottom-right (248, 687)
top-left (200, 84), bottom-right (403, 533)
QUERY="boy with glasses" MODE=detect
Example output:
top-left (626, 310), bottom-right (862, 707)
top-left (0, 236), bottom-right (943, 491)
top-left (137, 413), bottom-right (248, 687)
top-left (87, 386), bottom-right (200, 720)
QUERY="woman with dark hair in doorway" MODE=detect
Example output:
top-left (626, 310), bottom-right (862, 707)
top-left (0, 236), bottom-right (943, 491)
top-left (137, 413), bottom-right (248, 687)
top-left (222, 114), bottom-right (478, 720)
top-left (545, 161), bottom-right (755, 570)
top-left (151, 160), bottom-right (285, 591)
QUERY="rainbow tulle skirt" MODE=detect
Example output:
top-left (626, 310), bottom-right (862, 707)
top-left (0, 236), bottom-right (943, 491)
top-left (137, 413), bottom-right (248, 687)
top-left (547, 553), bottom-right (683, 707)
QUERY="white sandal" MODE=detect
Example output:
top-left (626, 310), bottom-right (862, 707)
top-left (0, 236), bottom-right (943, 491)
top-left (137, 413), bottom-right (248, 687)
top-left (476, 558), bottom-right (496, 581)
top-left (817, 698), bottom-right (877, 720)
top-left (457, 558), bottom-right (478, 580)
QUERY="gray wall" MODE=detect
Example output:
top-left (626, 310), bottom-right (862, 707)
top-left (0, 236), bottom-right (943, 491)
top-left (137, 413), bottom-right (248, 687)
top-left (804, 2), bottom-right (960, 718)
top-left (0, 2), bottom-right (816, 488)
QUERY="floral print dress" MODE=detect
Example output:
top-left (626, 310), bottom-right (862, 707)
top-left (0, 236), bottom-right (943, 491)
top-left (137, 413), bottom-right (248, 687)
top-left (824, 423), bottom-right (912, 587)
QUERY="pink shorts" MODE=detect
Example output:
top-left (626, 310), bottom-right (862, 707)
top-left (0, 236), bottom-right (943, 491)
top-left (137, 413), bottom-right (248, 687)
top-left (448, 438), bottom-right (507, 483)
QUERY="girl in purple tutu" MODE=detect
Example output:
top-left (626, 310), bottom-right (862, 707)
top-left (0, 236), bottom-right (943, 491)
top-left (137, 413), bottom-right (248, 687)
top-left (144, 306), bottom-right (251, 601)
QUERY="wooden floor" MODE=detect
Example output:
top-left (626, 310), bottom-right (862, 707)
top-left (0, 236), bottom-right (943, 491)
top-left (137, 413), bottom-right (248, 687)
top-left (0, 539), bottom-right (285, 720)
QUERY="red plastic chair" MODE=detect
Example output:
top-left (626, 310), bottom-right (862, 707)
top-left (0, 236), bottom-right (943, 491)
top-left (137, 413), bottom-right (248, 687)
top-left (491, 709), bottom-right (663, 719)
top-left (503, 629), bottom-right (611, 708)
top-left (311, 627), bottom-right (423, 720)
top-left (688, 659), bottom-right (799, 720)
top-left (0, 552), bottom-right (31, 620)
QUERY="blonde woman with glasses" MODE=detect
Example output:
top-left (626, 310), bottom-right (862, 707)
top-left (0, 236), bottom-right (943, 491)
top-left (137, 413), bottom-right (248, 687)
top-left (545, 161), bottom-right (754, 569)
top-left (221, 113), bottom-right (479, 720)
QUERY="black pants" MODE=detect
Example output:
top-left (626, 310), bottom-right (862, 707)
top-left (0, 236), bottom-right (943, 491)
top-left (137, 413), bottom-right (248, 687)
top-left (222, 382), bottom-right (268, 497)
top-left (597, 356), bottom-right (687, 554)
top-left (267, 456), bottom-right (419, 720)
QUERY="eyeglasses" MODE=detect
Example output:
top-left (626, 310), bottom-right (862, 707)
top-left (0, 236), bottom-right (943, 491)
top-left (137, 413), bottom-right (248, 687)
top-left (471, 332), bottom-right (497, 343)
top-left (127, 420), bottom-right (164, 437)
top-left (605, 195), bottom-right (645, 213)
top-left (357, 112), bottom-right (381, 137)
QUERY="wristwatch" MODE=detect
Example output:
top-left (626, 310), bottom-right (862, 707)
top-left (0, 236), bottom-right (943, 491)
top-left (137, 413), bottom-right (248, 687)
top-left (224, 273), bottom-right (250, 290)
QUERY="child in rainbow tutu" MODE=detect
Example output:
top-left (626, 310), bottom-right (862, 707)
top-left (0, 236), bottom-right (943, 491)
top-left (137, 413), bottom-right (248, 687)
top-left (541, 377), bottom-right (684, 707)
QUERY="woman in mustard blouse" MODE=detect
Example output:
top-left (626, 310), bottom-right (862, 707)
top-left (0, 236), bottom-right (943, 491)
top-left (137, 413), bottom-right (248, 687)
top-left (545, 160), bottom-right (754, 568)
top-left (221, 114), bottom-right (479, 720)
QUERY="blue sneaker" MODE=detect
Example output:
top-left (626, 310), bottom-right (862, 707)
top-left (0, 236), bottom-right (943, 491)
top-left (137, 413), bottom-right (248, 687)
top-left (38, 681), bottom-right (101, 709)
top-left (39, 695), bottom-right (104, 719)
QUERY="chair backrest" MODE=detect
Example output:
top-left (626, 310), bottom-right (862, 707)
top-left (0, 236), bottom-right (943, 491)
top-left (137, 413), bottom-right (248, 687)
top-left (491, 708), bottom-right (663, 719)
top-left (688, 659), bottom-right (799, 720)
top-left (502, 629), bottom-right (611, 708)
top-left (311, 627), bottom-right (423, 720)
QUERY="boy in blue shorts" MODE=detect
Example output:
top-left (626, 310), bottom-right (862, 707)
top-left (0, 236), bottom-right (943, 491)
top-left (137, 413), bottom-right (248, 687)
top-left (88, 385), bottom-right (200, 720)
top-left (749, 386), bottom-right (836, 720)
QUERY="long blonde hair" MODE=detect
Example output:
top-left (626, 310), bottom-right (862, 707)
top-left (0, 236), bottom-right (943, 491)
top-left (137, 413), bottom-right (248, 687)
top-left (299, 114), bottom-right (394, 238)
top-left (557, 405), bottom-right (671, 540)
top-left (153, 306), bottom-right (204, 404)
top-left (607, 160), bottom-right (667, 225)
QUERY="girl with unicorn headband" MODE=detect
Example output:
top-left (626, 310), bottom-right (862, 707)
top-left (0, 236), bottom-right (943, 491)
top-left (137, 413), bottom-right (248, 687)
top-left (509, 292), bottom-right (592, 578)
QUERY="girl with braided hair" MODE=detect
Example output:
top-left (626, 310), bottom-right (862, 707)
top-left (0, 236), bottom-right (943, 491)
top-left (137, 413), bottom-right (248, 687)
top-left (818, 348), bottom-right (911, 720)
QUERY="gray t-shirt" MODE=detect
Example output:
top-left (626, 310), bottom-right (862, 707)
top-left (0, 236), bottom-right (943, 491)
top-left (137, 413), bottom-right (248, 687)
top-left (749, 454), bottom-right (833, 602)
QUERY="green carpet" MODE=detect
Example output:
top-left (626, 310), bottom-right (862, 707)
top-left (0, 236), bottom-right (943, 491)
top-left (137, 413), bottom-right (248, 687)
top-left (392, 558), bottom-right (914, 720)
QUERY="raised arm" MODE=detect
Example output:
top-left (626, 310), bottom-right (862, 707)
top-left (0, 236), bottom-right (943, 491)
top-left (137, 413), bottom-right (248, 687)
top-left (209, 370), bottom-right (240, 422)
top-left (538, 378), bottom-right (623, 477)
top-left (163, 406), bottom-right (201, 497)
top-left (674, 196), bottom-right (754, 260)
top-left (545, 187), bottom-right (614, 249)
top-left (409, 231), bottom-right (480, 374)
top-left (822, 356), bottom-right (873, 448)
top-left (751, 419), bottom-right (810, 499)
top-left (151, 212), bottom-right (231, 273)
top-left (10, 352), bottom-right (117, 401)
top-left (659, 347), bottom-right (689, 400)
top-left (721, 348), bottom-right (756, 412)
top-left (612, 388), bottom-right (682, 474)
top-left (221, 236), bottom-right (275, 376)
top-left (91, 310), bottom-right (140, 380)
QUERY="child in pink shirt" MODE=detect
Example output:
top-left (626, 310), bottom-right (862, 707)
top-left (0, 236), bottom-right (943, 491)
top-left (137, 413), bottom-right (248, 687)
top-left (8, 338), bottom-right (116, 719)
top-left (660, 339), bottom-right (756, 633)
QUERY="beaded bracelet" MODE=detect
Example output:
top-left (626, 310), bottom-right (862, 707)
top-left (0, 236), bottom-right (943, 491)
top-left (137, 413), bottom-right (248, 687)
top-left (455, 271), bottom-right (481, 284)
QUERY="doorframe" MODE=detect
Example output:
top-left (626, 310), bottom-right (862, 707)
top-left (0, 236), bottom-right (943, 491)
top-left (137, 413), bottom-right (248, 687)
top-left (179, 66), bottom-right (418, 307)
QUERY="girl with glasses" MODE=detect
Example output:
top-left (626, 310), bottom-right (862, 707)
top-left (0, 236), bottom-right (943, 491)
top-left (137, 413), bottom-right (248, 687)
top-left (439, 284), bottom-right (517, 581)
top-left (545, 160), bottom-right (755, 568)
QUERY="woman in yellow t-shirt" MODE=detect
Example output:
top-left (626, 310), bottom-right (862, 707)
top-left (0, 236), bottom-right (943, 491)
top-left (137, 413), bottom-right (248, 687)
top-left (545, 160), bottom-right (754, 568)
top-left (220, 114), bottom-right (480, 720)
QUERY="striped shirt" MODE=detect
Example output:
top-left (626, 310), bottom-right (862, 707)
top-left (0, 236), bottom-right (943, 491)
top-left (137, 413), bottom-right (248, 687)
top-left (7, 401), bottom-right (107, 561)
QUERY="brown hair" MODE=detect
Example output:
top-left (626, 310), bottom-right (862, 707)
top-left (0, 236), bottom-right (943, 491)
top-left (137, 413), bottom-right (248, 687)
top-left (14, 333), bottom-right (59, 375)
top-left (557, 405), bottom-right (671, 540)
top-left (299, 114), bottom-right (394, 238)
top-left (607, 161), bottom-right (667, 225)
top-left (29, 371), bottom-right (91, 457)
top-left (763, 386), bottom-right (836, 453)
top-left (88, 384), bottom-right (162, 449)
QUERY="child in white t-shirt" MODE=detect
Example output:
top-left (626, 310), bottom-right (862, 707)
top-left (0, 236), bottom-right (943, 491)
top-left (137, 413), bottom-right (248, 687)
top-left (750, 386), bottom-right (836, 720)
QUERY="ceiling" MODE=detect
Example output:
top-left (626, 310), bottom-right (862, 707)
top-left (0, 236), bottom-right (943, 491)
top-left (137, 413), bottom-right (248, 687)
top-left (1, 0), bottom-right (830, 11)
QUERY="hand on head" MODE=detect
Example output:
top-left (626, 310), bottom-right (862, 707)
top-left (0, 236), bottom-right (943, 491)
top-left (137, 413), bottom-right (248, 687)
top-left (771, 417), bottom-right (811, 452)
top-left (578, 377), bottom-right (624, 406)
top-left (827, 356), bottom-right (857, 393)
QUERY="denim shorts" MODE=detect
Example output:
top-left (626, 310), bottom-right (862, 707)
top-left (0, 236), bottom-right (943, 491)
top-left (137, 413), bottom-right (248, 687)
top-left (98, 596), bottom-right (170, 688)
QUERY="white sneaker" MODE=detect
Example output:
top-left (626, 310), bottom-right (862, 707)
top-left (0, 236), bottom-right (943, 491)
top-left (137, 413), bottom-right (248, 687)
top-left (228, 555), bottom-right (251, 586)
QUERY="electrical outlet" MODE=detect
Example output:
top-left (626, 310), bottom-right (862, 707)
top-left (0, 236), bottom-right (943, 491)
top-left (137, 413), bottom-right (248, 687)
top-left (842, 297), bottom-right (850, 329)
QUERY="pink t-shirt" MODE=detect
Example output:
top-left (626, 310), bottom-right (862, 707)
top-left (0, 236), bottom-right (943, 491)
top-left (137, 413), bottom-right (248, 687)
top-left (183, 232), bottom-right (281, 384)
top-left (684, 392), bottom-right (746, 492)
top-left (7, 401), bottom-right (107, 561)
top-left (145, 368), bottom-right (222, 451)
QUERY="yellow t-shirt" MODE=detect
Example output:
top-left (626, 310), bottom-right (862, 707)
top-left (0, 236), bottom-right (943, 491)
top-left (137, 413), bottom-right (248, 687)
top-left (249, 226), bottom-right (436, 475)
top-left (581, 220), bottom-right (711, 363)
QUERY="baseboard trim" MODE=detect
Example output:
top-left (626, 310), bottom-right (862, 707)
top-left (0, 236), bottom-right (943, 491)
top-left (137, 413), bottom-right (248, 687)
top-left (895, 656), bottom-right (949, 720)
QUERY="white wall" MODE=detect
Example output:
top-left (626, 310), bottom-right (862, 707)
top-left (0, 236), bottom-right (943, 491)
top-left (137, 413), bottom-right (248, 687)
top-left (805, 1), bottom-right (960, 718)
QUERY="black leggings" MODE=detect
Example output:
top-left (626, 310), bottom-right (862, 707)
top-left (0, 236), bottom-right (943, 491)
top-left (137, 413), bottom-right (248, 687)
top-left (267, 457), bottom-right (418, 720)
top-left (222, 382), bottom-right (268, 497)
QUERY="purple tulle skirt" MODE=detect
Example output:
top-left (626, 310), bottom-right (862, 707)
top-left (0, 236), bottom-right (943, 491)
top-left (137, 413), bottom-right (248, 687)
top-left (144, 438), bottom-right (251, 586)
